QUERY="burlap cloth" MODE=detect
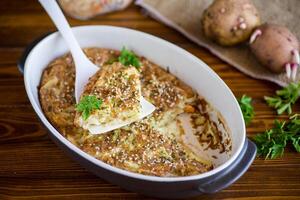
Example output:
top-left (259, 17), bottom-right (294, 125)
top-left (135, 0), bottom-right (300, 86)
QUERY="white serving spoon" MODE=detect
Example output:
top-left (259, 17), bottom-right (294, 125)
top-left (38, 0), bottom-right (155, 134)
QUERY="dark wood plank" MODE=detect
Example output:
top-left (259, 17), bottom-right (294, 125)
top-left (0, 0), bottom-right (299, 199)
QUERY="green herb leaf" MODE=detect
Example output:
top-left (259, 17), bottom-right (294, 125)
top-left (291, 136), bottom-right (300, 152)
top-left (238, 95), bottom-right (254, 125)
top-left (76, 95), bottom-right (102, 120)
top-left (253, 114), bottom-right (300, 159)
top-left (264, 82), bottom-right (300, 115)
top-left (118, 47), bottom-right (141, 69)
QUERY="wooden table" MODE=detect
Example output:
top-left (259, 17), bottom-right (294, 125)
top-left (1, 1), bottom-right (299, 199)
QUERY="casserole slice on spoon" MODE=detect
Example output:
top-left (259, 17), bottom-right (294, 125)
top-left (74, 62), bottom-right (147, 134)
top-left (39, 0), bottom-right (155, 134)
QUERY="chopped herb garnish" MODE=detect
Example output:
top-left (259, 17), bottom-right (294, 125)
top-left (76, 95), bottom-right (102, 120)
top-left (238, 95), bottom-right (254, 125)
top-left (253, 114), bottom-right (300, 159)
top-left (264, 82), bottom-right (300, 115)
top-left (118, 47), bottom-right (141, 69)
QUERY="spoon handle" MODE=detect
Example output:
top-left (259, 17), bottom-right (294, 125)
top-left (38, 0), bottom-right (99, 103)
top-left (38, 0), bottom-right (87, 64)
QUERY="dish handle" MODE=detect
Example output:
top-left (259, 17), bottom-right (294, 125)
top-left (18, 32), bottom-right (53, 74)
top-left (198, 139), bottom-right (257, 194)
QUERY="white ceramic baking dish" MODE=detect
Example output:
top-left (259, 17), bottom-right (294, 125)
top-left (19, 25), bottom-right (256, 199)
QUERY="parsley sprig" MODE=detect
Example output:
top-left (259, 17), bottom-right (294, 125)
top-left (76, 95), bottom-right (102, 120)
top-left (238, 95), bottom-right (254, 125)
top-left (253, 114), bottom-right (300, 159)
top-left (264, 82), bottom-right (300, 115)
top-left (118, 47), bottom-right (141, 69)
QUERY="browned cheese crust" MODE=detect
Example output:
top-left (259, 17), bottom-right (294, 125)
top-left (39, 48), bottom-right (231, 177)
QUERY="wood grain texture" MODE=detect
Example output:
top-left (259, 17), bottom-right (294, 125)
top-left (0, 1), bottom-right (299, 199)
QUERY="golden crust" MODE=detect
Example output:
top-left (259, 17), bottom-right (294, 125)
top-left (74, 62), bottom-right (141, 130)
top-left (39, 48), bottom-right (230, 177)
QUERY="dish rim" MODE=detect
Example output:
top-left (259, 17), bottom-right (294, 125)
top-left (24, 25), bottom-right (246, 182)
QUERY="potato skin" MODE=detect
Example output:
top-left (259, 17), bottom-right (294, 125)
top-left (250, 24), bottom-right (299, 73)
top-left (202, 0), bottom-right (261, 46)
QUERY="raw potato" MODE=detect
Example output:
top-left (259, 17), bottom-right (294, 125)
top-left (59, 0), bottom-right (132, 20)
top-left (201, 0), bottom-right (261, 46)
top-left (249, 24), bottom-right (300, 80)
